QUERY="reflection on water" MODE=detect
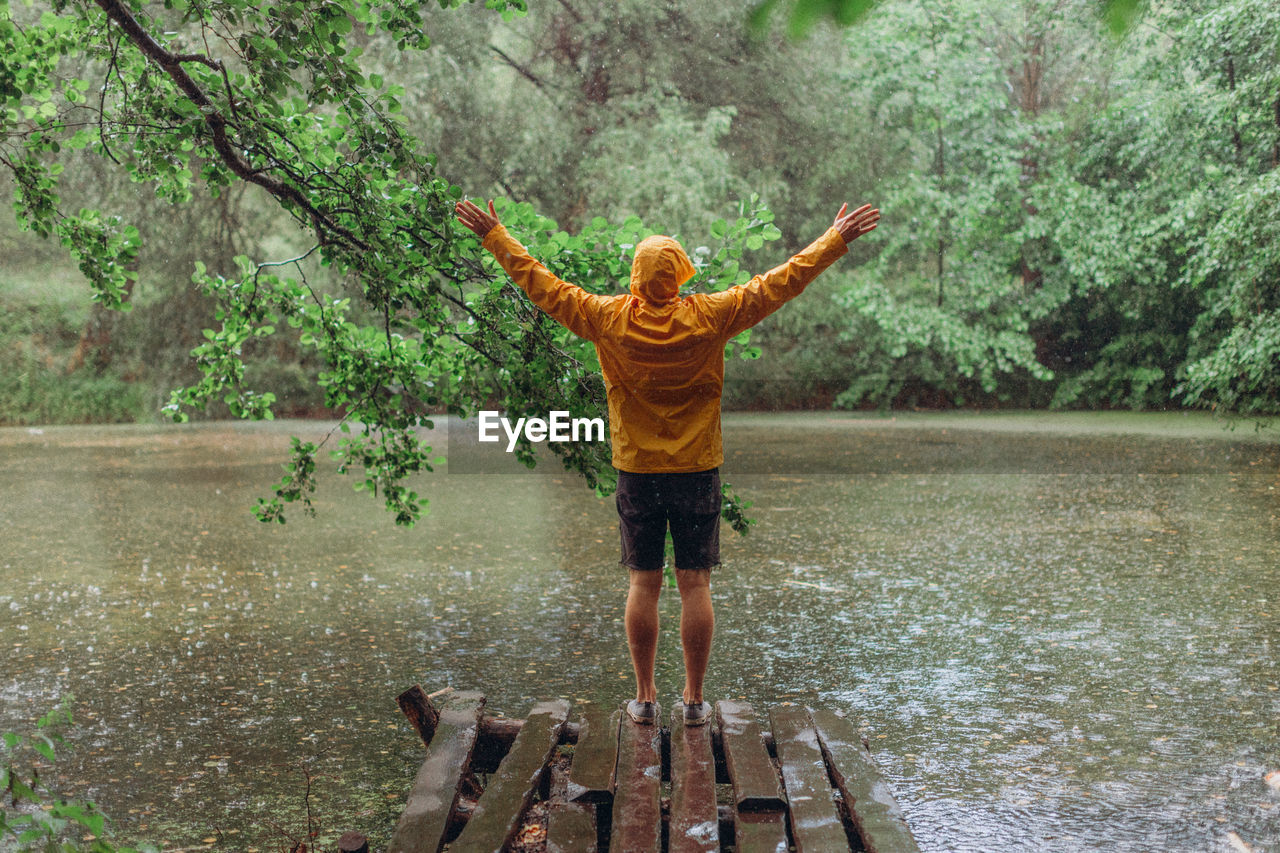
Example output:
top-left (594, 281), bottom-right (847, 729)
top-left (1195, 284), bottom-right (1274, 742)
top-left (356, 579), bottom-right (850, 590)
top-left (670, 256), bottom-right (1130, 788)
top-left (0, 414), bottom-right (1277, 852)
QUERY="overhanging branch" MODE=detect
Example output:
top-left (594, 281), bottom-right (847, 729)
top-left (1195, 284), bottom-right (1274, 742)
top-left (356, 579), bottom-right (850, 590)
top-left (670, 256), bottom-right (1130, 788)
top-left (92, 0), bottom-right (371, 252)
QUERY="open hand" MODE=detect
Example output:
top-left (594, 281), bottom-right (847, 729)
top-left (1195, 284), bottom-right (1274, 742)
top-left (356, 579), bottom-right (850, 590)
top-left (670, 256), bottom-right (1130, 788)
top-left (833, 203), bottom-right (880, 244)
top-left (455, 198), bottom-right (500, 239)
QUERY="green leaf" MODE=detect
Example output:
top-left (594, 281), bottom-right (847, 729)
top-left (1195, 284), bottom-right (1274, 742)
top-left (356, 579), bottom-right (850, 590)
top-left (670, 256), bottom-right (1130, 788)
top-left (33, 736), bottom-right (56, 761)
top-left (1103, 0), bottom-right (1144, 35)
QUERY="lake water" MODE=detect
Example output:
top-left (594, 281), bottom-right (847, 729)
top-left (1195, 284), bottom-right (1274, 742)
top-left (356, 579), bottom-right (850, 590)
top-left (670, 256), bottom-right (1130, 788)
top-left (1, 413), bottom-right (1277, 852)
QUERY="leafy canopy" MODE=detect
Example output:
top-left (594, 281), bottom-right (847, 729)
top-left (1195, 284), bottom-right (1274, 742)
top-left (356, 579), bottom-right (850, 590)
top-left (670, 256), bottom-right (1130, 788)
top-left (1, 0), bottom-right (775, 527)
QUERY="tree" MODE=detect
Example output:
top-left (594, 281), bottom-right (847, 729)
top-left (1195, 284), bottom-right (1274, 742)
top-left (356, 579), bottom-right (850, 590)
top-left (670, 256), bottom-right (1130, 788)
top-left (1037, 0), bottom-right (1280, 414)
top-left (1, 0), bottom-right (774, 525)
top-left (751, 0), bottom-right (1147, 39)
top-left (821, 0), bottom-right (1100, 408)
top-left (1172, 0), bottom-right (1280, 417)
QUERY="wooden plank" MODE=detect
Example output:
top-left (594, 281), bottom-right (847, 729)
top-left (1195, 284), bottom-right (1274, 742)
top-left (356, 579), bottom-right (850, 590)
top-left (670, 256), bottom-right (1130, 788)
top-left (546, 802), bottom-right (597, 853)
top-left (810, 709), bottom-right (921, 853)
top-left (566, 704), bottom-right (621, 803)
top-left (611, 709), bottom-right (662, 852)
top-left (471, 716), bottom-right (527, 774)
top-left (397, 684), bottom-right (442, 746)
top-left (669, 706), bottom-right (720, 853)
top-left (450, 699), bottom-right (570, 853)
top-left (548, 761), bottom-right (599, 853)
top-left (734, 810), bottom-right (789, 853)
top-left (715, 700), bottom-right (784, 811)
top-left (386, 690), bottom-right (486, 853)
top-left (770, 706), bottom-right (850, 853)
top-left (336, 831), bottom-right (369, 853)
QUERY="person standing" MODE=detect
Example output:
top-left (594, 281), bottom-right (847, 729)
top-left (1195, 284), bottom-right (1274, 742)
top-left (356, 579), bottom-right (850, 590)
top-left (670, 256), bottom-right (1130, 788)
top-left (455, 198), bottom-right (880, 725)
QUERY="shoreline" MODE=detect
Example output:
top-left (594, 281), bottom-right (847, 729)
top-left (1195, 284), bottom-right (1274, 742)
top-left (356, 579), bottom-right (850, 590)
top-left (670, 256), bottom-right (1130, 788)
top-left (3, 408), bottom-right (1276, 446)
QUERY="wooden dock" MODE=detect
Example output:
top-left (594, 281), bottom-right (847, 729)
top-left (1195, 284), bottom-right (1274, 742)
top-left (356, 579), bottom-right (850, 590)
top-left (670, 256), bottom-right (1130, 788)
top-left (378, 685), bottom-right (919, 853)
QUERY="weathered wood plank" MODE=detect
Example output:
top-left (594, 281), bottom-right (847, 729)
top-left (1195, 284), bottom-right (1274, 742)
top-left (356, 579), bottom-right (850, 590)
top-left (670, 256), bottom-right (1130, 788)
top-left (669, 706), bottom-right (719, 853)
top-left (546, 802), bottom-right (598, 853)
top-left (386, 690), bottom-right (486, 853)
top-left (771, 706), bottom-right (850, 853)
top-left (336, 831), bottom-right (369, 853)
top-left (548, 761), bottom-right (599, 853)
top-left (811, 709), bottom-right (921, 853)
top-left (397, 684), bottom-right (441, 746)
top-left (566, 704), bottom-right (621, 804)
top-left (716, 700), bottom-right (784, 811)
top-left (733, 810), bottom-right (789, 853)
top-left (611, 709), bottom-right (662, 852)
top-left (450, 699), bottom-right (570, 853)
top-left (471, 715), bottom-right (526, 774)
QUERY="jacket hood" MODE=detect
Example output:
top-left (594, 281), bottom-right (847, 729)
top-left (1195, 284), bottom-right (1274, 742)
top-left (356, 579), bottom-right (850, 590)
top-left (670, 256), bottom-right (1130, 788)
top-left (629, 235), bottom-right (695, 304)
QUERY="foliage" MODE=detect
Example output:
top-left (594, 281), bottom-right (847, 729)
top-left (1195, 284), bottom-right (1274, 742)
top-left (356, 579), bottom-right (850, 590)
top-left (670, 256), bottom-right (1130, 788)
top-left (0, 297), bottom-right (149, 425)
top-left (1179, 310), bottom-right (1280, 417)
top-left (822, 0), bottom-right (1278, 419)
top-left (1, 699), bottom-right (155, 852)
top-left (834, 273), bottom-right (1049, 408)
top-left (826, 0), bottom-right (1090, 408)
top-left (0, 0), bottom-right (774, 529)
top-left (748, 0), bottom-right (1145, 38)
top-left (1036, 0), bottom-right (1280, 413)
top-left (3, 0), bottom-right (1279, 529)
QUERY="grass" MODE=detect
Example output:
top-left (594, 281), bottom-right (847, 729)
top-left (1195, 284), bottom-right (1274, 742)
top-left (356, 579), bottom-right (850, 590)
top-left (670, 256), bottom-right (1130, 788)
top-left (724, 409), bottom-right (1280, 443)
top-left (0, 266), bottom-right (151, 426)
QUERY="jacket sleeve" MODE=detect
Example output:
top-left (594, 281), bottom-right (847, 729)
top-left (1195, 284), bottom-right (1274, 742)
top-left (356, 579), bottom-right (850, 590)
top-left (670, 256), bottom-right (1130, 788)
top-left (700, 227), bottom-right (849, 339)
top-left (481, 224), bottom-right (605, 342)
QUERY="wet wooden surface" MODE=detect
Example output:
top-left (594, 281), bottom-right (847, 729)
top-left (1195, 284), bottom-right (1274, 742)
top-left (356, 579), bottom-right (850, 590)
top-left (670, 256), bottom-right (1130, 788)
top-left (451, 699), bottom-right (569, 853)
top-left (385, 690), bottom-right (485, 853)
top-left (612, 713), bottom-right (663, 852)
top-left (545, 801), bottom-right (597, 853)
top-left (733, 810), bottom-right (790, 853)
top-left (812, 708), bottom-right (923, 853)
top-left (396, 684), bottom-right (441, 747)
top-left (668, 706), bottom-right (719, 853)
top-left (389, 689), bottom-right (918, 853)
top-left (565, 704), bottom-right (620, 804)
top-left (771, 705), bottom-right (851, 852)
top-left (716, 700), bottom-right (786, 812)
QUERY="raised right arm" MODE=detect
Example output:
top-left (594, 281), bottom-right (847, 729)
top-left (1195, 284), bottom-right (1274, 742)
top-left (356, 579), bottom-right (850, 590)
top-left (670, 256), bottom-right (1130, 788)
top-left (455, 199), bottom-right (605, 342)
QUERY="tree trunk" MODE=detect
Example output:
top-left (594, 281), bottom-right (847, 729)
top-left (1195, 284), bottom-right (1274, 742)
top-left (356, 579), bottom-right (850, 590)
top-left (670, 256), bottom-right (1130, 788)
top-left (1018, 10), bottom-right (1044, 288)
top-left (1272, 90), bottom-right (1278, 170)
top-left (1226, 55), bottom-right (1244, 160)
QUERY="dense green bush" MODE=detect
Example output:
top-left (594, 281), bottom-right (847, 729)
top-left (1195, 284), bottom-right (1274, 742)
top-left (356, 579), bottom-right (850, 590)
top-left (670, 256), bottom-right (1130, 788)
top-left (0, 299), bottom-right (148, 426)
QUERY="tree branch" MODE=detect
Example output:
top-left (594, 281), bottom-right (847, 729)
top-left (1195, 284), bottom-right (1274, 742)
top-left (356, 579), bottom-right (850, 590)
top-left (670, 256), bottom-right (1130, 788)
top-left (93, 0), bottom-right (371, 252)
top-left (98, 29), bottom-right (123, 165)
top-left (489, 44), bottom-right (554, 92)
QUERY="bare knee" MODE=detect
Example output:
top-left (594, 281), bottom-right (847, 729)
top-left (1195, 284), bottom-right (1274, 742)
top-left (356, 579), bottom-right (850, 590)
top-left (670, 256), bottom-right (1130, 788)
top-left (629, 568), bottom-right (664, 597)
top-left (675, 567), bottom-right (711, 596)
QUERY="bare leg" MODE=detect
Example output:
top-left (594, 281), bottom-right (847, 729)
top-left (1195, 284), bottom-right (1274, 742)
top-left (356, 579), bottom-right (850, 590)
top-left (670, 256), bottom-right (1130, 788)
top-left (625, 569), bottom-right (663, 703)
top-left (675, 568), bottom-right (714, 704)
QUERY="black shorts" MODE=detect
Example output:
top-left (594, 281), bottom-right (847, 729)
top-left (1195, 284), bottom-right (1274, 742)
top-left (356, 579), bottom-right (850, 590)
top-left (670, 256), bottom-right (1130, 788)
top-left (616, 468), bottom-right (721, 572)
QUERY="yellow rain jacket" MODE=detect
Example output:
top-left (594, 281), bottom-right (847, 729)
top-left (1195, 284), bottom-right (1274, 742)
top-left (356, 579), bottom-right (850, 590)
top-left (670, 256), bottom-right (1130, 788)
top-left (481, 224), bottom-right (848, 473)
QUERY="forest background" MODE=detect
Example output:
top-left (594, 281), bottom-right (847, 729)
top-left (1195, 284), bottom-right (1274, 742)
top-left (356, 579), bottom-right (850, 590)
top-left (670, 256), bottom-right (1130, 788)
top-left (2, 0), bottom-right (1278, 496)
